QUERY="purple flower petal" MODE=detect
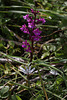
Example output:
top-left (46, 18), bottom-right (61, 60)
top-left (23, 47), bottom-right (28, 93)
top-left (32, 35), bottom-right (41, 41)
top-left (22, 40), bottom-right (31, 52)
top-left (33, 28), bottom-right (42, 36)
top-left (23, 14), bottom-right (29, 19)
top-left (20, 24), bottom-right (29, 34)
top-left (28, 20), bottom-right (35, 29)
top-left (23, 14), bottom-right (32, 23)
top-left (31, 9), bottom-right (39, 14)
top-left (37, 17), bottom-right (46, 24)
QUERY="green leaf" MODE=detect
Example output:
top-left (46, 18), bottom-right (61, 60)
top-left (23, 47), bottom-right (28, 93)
top-left (16, 95), bottom-right (22, 100)
top-left (1, 86), bottom-right (9, 95)
top-left (34, 95), bottom-right (44, 100)
top-left (0, 43), bottom-right (4, 48)
top-left (0, 86), bottom-right (9, 98)
top-left (11, 93), bottom-right (17, 100)
top-left (60, 16), bottom-right (67, 27)
top-left (41, 52), bottom-right (50, 59)
top-left (11, 95), bottom-right (17, 100)
top-left (0, 11), bottom-right (31, 14)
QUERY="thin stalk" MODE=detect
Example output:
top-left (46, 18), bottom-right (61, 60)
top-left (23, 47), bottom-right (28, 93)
top-left (27, 74), bottom-right (30, 87)
top-left (30, 40), bottom-right (34, 62)
top-left (10, 67), bottom-right (27, 81)
top-left (37, 66), bottom-right (48, 100)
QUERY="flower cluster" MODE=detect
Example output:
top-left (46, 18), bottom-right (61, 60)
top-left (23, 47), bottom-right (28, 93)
top-left (20, 24), bottom-right (29, 34)
top-left (22, 40), bottom-right (31, 52)
top-left (20, 9), bottom-right (46, 52)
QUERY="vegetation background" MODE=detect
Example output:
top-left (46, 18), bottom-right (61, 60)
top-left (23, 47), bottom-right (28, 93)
top-left (0, 0), bottom-right (67, 100)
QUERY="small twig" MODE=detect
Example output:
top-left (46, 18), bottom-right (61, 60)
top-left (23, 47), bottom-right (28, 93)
top-left (62, 95), bottom-right (67, 100)
top-left (38, 39), bottom-right (55, 54)
top-left (42, 27), bottom-right (67, 38)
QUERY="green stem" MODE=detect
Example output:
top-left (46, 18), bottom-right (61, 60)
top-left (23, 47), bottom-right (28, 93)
top-left (27, 74), bottom-right (30, 87)
top-left (37, 66), bottom-right (48, 100)
top-left (30, 40), bottom-right (33, 62)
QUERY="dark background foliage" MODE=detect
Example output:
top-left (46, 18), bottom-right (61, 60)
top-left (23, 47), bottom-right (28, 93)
top-left (0, 0), bottom-right (67, 100)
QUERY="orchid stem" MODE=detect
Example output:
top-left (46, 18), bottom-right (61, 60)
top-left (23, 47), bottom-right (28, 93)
top-left (27, 74), bottom-right (30, 87)
top-left (30, 40), bottom-right (33, 62)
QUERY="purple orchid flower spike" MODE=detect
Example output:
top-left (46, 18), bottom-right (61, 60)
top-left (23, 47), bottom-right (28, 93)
top-left (20, 9), bottom-right (46, 62)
